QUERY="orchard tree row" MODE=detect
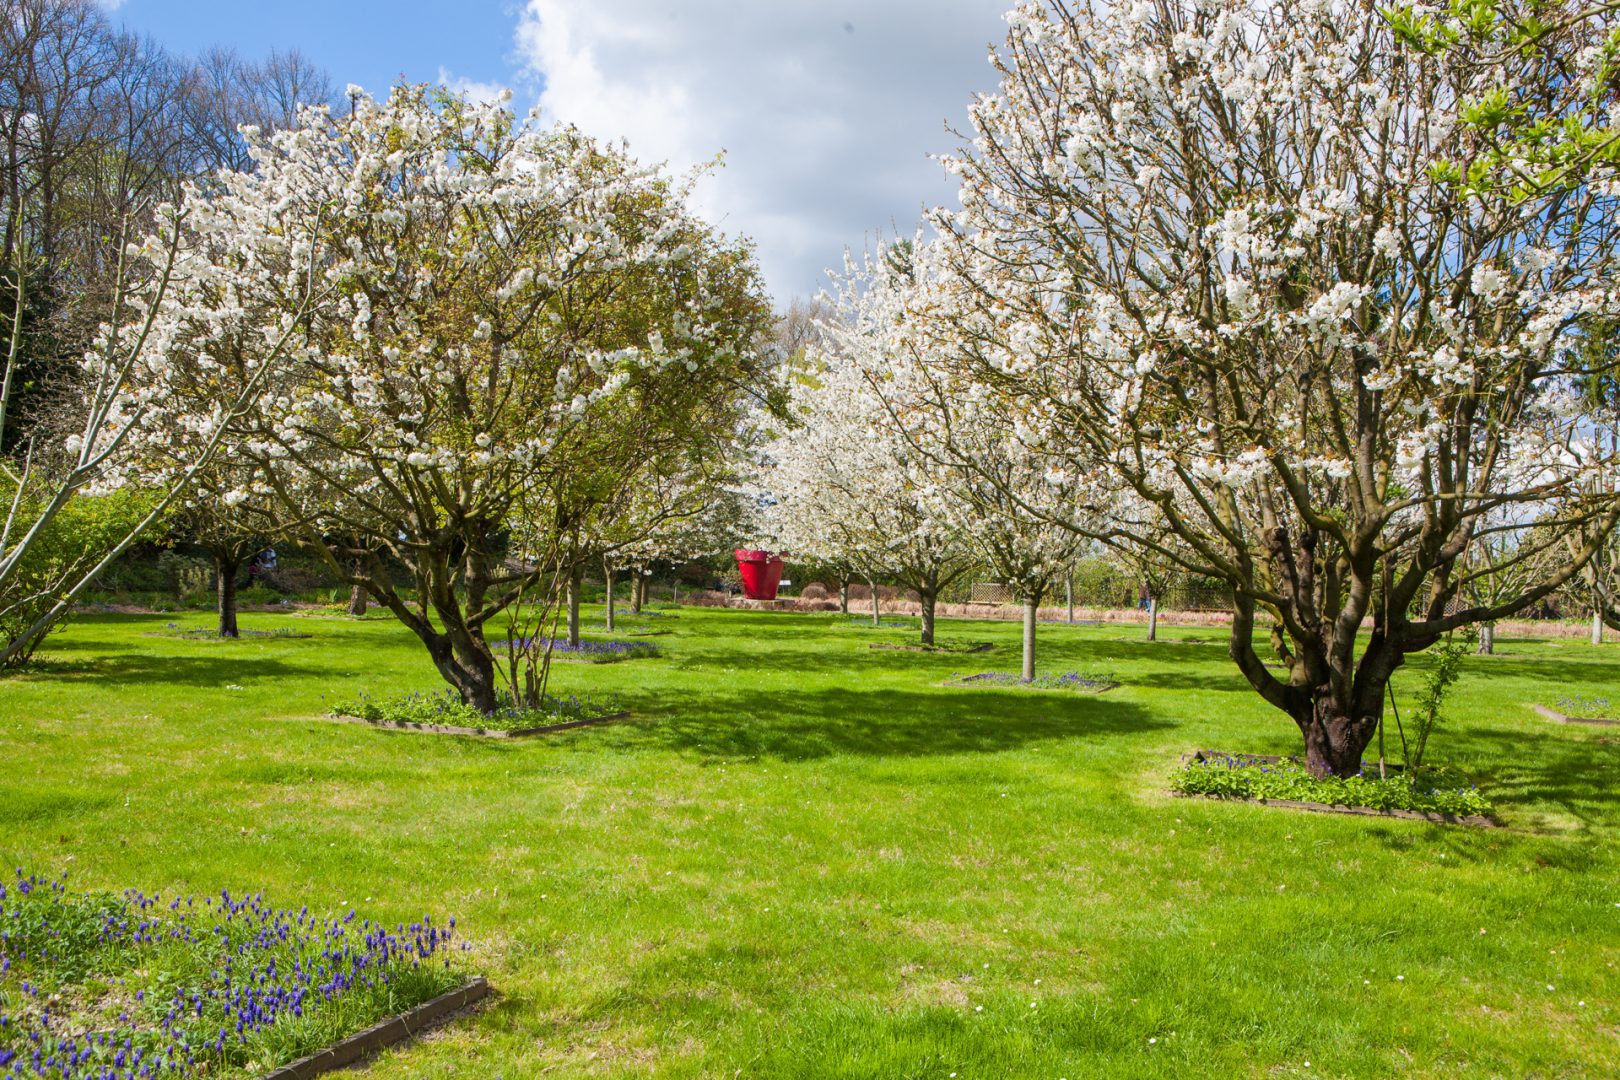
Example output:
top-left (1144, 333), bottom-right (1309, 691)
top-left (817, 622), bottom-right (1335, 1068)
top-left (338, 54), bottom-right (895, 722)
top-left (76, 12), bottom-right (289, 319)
top-left (763, 0), bottom-right (1620, 776)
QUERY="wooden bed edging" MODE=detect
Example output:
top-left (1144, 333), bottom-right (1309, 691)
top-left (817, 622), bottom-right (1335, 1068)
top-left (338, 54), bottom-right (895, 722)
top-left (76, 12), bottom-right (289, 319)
top-left (260, 976), bottom-right (490, 1079)
top-left (868, 642), bottom-right (994, 654)
top-left (1170, 791), bottom-right (1497, 828)
top-left (328, 711), bottom-right (630, 738)
top-left (1529, 703), bottom-right (1620, 727)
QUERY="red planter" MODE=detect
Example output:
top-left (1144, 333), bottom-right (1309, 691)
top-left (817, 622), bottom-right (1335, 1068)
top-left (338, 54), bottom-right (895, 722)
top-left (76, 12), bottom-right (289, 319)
top-left (734, 549), bottom-right (785, 600)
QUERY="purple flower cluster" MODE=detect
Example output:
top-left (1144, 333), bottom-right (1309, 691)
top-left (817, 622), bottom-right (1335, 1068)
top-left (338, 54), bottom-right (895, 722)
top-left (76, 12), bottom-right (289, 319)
top-left (0, 871), bottom-right (462, 1079)
top-left (955, 671), bottom-right (1120, 691)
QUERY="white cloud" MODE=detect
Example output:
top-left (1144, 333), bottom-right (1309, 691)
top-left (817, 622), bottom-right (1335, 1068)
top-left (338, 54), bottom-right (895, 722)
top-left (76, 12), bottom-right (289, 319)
top-left (438, 67), bottom-right (510, 108)
top-left (515, 1), bottom-right (1009, 303)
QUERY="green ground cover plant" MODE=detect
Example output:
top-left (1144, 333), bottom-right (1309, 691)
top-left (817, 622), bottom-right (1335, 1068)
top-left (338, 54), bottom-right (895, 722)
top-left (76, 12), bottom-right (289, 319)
top-left (0, 607), bottom-right (1616, 1077)
top-left (332, 687), bottom-right (622, 731)
top-left (1170, 753), bottom-right (1494, 817)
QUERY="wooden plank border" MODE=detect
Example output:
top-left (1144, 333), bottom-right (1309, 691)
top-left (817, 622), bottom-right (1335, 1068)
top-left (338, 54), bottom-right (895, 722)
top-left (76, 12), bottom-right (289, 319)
top-left (327, 711), bottom-right (630, 739)
top-left (260, 976), bottom-right (490, 1079)
top-left (1529, 703), bottom-right (1620, 727)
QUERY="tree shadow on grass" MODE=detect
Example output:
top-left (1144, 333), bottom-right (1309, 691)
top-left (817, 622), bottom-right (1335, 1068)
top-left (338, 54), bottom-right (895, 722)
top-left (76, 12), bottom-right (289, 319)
top-left (8, 649), bottom-right (328, 688)
top-left (1455, 725), bottom-right (1620, 833)
top-left (600, 685), bottom-right (1170, 762)
top-left (1444, 655), bottom-right (1620, 685)
top-left (1120, 671), bottom-right (1257, 693)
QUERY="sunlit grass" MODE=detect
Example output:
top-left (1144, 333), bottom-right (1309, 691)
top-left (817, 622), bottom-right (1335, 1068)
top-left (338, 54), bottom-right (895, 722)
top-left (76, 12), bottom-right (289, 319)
top-left (2, 606), bottom-right (1617, 1077)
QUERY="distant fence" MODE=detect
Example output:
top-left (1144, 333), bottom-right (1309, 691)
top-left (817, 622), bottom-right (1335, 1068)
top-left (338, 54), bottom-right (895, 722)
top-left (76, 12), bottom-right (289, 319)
top-left (969, 582), bottom-right (1016, 605)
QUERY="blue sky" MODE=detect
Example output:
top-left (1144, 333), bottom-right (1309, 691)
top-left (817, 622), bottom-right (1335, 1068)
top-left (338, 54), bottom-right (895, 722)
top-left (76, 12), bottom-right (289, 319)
top-left (108, 1), bottom-right (1012, 305)
top-left (111, 1), bottom-right (525, 100)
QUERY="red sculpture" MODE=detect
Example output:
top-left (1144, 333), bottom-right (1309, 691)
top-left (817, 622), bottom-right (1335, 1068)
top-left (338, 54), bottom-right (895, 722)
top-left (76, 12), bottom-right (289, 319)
top-left (733, 549), bottom-right (785, 600)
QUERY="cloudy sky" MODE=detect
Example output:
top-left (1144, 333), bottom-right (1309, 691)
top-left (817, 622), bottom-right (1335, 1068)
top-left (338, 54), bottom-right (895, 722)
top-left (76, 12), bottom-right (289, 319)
top-left (111, 1), bottom-right (1012, 305)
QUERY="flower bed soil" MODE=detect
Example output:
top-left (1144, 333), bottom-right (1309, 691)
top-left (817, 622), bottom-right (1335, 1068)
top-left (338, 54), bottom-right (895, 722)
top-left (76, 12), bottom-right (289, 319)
top-left (329, 710), bottom-right (630, 738)
top-left (869, 641), bottom-right (994, 654)
top-left (945, 672), bottom-right (1119, 693)
top-left (143, 627), bottom-right (313, 641)
top-left (1178, 750), bottom-right (1498, 828)
top-left (1530, 703), bottom-right (1620, 727)
top-left (260, 977), bottom-right (490, 1080)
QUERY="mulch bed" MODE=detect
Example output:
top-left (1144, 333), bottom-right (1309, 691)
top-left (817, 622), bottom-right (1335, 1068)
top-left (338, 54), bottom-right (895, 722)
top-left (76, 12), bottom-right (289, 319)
top-left (328, 711), bottom-right (630, 739)
top-left (260, 977), bottom-right (489, 1079)
top-left (1178, 750), bottom-right (1497, 828)
top-left (1530, 704), bottom-right (1620, 727)
top-left (944, 672), bottom-right (1119, 693)
top-left (1190, 749), bottom-right (1404, 774)
top-left (142, 628), bottom-right (313, 641)
top-left (869, 641), bottom-right (994, 654)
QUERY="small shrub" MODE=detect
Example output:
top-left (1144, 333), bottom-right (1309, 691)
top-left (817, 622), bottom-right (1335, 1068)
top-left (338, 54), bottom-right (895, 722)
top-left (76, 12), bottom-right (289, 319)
top-left (799, 583), bottom-right (829, 600)
top-left (157, 551), bottom-right (215, 604)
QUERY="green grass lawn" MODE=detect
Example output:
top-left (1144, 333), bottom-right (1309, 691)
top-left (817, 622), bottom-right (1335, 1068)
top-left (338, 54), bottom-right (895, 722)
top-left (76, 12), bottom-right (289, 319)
top-left (3, 606), bottom-right (1618, 1077)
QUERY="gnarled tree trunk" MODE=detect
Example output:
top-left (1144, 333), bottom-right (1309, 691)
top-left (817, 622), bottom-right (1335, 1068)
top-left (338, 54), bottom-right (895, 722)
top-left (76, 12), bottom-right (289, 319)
top-left (347, 584), bottom-right (367, 616)
top-left (1147, 596), bottom-right (1158, 642)
top-left (423, 627), bottom-right (498, 714)
top-left (919, 589), bottom-right (937, 646)
top-left (1478, 622), bottom-right (1494, 655)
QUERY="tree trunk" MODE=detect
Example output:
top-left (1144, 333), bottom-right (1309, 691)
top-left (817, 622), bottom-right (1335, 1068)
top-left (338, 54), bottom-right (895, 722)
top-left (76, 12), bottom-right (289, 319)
top-left (1592, 609), bottom-right (1604, 646)
top-left (1295, 695), bottom-right (1380, 779)
top-left (1478, 622), bottom-right (1494, 655)
top-left (347, 584), bottom-right (367, 616)
top-left (1022, 598), bottom-right (1038, 681)
top-left (1147, 597), bottom-right (1159, 642)
top-left (919, 590), bottom-right (937, 646)
top-left (216, 554), bottom-right (241, 638)
top-left (870, 578), bottom-right (880, 626)
top-left (604, 564), bottom-right (616, 631)
top-left (631, 571), bottom-right (644, 614)
top-left (1065, 574), bottom-right (1074, 624)
top-left (567, 568), bottom-right (582, 648)
top-left (839, 578), bottom-right (849, 614)
top-left (425, 632), bottom-right (498, 714)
